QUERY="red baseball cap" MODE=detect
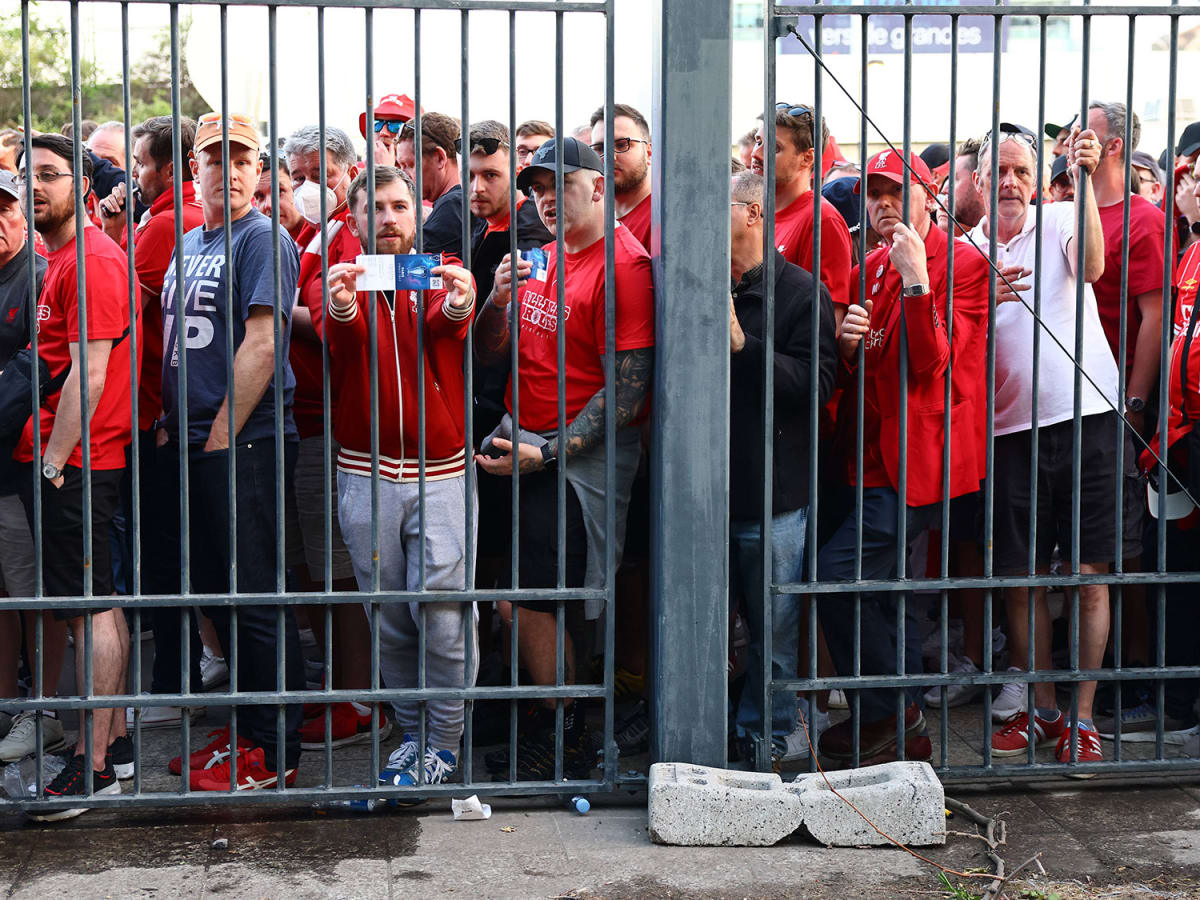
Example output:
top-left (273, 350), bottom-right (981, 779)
top-left (358, 93), bottom-right (420, 139)
top-left (854, 149), bottom-right (934, 194)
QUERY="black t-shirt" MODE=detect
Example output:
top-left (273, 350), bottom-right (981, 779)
top-left (420, 184), bottom-right (464, 258)
top-left (0, 243), bottom-right (47, 494)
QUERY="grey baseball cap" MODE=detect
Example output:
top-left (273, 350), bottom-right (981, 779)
top-left (0, 171), bottom-right (19, 202)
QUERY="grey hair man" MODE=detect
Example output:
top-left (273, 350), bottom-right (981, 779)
top-left (282, 125), bottom-right (360, 222)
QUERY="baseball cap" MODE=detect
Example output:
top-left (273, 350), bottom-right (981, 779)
top-left (1176, 121), bottom-right (1200, 160)
top-left (193, 112), bottom-right (260, 154)
top-left (358, 93), bottom-right (419, 140)
top-left (1043, 114), bottom-right (1078, 140)
top-left (1050, 154), bottom-right (1070, 184)
top-left (918, 143), bottom-right (950, 172)
top-left (854, 149), bottom-right (933, 194)
top-left (516, 137), bottom-right (603, 193)
top-left (0, 171), bottom-right (19, 202)
top-left (1130, 150), bottom-right (1163, 184)
top-left (821, 176), bottom-right (860, 232)
top-left (1147, 469), bottom-right (1196, 521)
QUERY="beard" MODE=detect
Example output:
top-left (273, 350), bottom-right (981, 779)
top-left (32, 195), bottom-right (73, 235)
top-left (613, 156), bottom-right (649, 195)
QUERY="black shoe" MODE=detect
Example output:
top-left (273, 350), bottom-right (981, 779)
top-left (484, 705), bottom-right (553, 774)
top-left (108, 735), bottom-right (135, 780)
top-left (28, 754), bottom-right (120, 822)
top-left (614, 699), bottom-right (650, 756)
top-left (489, 709), bottom-right (593, 781)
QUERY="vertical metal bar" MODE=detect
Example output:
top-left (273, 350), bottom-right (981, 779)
top-left (459, 5), bottom-right (475, 786)
top-left (757, 0), bottom-right (777, 774)
top-left (506, 6), bottom-right (520, 786)
top-left (412, 6), bottom-right (428, 784)
top-left (553, 8), bottom-right (566, 784)
top-left (649, 0), bottom-right (731, 766)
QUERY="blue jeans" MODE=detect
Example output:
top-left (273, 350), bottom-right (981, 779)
top-left (816, 487), bottom-right (939, 723)
top-left (730, 506), bottom-right (807, 741)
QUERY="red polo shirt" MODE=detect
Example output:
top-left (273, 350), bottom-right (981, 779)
top-left (774, 190), bottom-right (854, 309)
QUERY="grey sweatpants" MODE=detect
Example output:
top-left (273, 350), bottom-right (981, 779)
top-left (337, 471), bottom-right (478, 750)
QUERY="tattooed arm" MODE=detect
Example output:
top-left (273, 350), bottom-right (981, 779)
top-left (474, 252), bottom-right (529, 366)
top-left (474, 346), bottom-right (655, 476)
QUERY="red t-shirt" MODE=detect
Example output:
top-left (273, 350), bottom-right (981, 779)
top-left (774, 190), bottom-right (853, 309)
top-left (509, 223), bottom-right (655, 433)
top-left (1145, 244), bottom-right (1200, 467)
top-left (16, 225), bottom-right (141, 470)
top-left (132, 182), bottom-right (205, 431)
top-left (1092, 195), bottom-right (1167, 374)
top-left (620, 193), bottom-right (652, 253)
top-left (291, 211), bottom-right (361, 438)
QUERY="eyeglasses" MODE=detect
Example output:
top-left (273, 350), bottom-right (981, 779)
top-left (19, 171), bottom-right (73, 185)
top-left (588, 137), bottom-right (648, 155)
top-left (980, 128), bottom-right (1037, 155)
top-left (454, 136), bottom-right (508, 156)
top-left (375, 120), bottom-right (403, 135)
top-left (775, 102), bottom-right (812, 119)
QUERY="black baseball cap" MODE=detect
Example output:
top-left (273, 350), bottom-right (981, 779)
top-left (1044, 114), bottom-right (1077, 140)
top-left (1050, 154), bottom-right (1070, 184)
top-left (1177, 122), bottom-right (1200, 159)
top-left (516, 137), bottom-right (603, 193)
top-left (1000, 122), bottom-right (1037, 140)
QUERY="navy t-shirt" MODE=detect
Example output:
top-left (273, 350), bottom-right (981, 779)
top-left (160, 209), bottom-right (300, 446)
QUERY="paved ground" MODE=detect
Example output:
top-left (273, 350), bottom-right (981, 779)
top-left (2, 776), bottom-right (1200, 898)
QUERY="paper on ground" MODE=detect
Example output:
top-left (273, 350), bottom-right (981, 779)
top-left (451, 795), bottom-right (492, 820)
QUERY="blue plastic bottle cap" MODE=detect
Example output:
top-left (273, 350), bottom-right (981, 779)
top-left (574, 796), bottom-right (590, 814)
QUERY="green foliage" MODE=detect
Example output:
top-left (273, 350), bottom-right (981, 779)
top-left (0, 5), bottom-right (204, 135)
top-left (937, 871), bottom-right (983, 900)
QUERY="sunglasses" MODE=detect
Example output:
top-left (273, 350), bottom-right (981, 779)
top-left (375, 120), bottom-right (403, 135)
top-left (775, 102), bottom-right (812, 119)
top-left (980, 128), bottom-right (1037, 155)
top-left (588, 137), bottom-right (648, 155)
top-left (198, 112), bottom-right (254, 126)
top-left (453, 136), bottom-right (508, 156)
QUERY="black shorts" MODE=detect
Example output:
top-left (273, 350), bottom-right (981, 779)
top-left (19, 464), bottom-right (121, 621)
top-left (508, 467), bottom-right (588, 612)
top-left (949, 489), bottom-right (983, 547)
top-left (993, 412), bottom-right (1140, 574)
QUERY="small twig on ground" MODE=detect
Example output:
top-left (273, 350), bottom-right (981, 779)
top-left (982, 853), bottom-right (1042, 900)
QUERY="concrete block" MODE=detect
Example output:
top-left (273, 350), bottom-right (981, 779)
top-left (648, 762), bottom-right (804, 846)
top-left (787, 761), bottom-right (945, 847)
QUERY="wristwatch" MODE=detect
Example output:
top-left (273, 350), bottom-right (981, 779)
top-left (902, 283), bottom-right (931, 297)
top-left (41, 459), bottom-right (62, 481)
top-left (1127, 396), bottom-right (1146, 413)
top-left (540, 443), bottom-right (556, 467)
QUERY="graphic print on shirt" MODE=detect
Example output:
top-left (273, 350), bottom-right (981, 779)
top-left (162, 249), bottom-right (224, 365)
top-left (519, 276), bottom-right (571, 336)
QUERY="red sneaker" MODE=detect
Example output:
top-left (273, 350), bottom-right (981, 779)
top-left (299, 703), bottom-right (392, 750)
top-left (190, 746), bottom-right (297, 792)
top-left (1054, 723), bottom-right (1103, 776)
top-left (168, 727), bottom-right (255, 776)
top-left (990, 711), bottom-right (1065, 757)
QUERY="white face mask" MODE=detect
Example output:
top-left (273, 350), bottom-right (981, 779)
top-left (292, 178), bottom-right (337, 224)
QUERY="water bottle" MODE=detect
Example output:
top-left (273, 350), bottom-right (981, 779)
top-left (313, 785), bottom-right (390, 813)
top-left (566, 795), bottom-right (590, 814)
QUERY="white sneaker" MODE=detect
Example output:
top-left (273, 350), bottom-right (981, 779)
top-left (780, 701), bottom-right (830, 762)
top-left (0, 711), bottom-right (67, 762)
top-left (923, 655), bottom-right (982, 708)
top-left (201, 649), bottom-right (229, 691)
top-left (992, 668), bottom-right (1030, 723)
top-left (125, 706), bottom-right (203, 730)
top-left (828, 689), bottom-right (848, 710)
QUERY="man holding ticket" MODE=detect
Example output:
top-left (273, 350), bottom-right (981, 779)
top-left (324, 165), bottom-right (477, 794)
top-left (474, 136), bottom-right (655, 781)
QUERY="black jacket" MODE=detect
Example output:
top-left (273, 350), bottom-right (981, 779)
top-left (421, 184), bottom-right (464, 258)
top-left (469, 197), bottom-right (553, 442)
top-left (729, 250), bottom-right (837, 521)
top-left (0, 243), bottom-right (47, 495)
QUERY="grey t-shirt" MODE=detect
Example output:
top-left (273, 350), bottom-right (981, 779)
top-left (161, 209), bottom-right (299, 446)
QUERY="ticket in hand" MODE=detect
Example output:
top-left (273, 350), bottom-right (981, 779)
top-left (522, 248), bottom-right (548, 282)
top-left (356, 253), bottom-right (444, 291)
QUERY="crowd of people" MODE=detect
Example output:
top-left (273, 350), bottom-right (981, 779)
top-left (0, 92), bottom-right (1198, 821)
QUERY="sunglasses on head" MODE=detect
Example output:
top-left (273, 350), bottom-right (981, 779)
top-left (198, 112), bottom-right (254, 126)
top-left (775, 102), bottom-right (812, 118)
top-left (374, 120), bottom-right (403, 135)
top-left (453, 136), bottom-right (508, 156)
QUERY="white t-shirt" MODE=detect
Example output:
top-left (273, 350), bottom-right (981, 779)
top-left (968, 202), bottom-right (1119, 436)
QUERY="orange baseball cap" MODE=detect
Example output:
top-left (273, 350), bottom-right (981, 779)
top-left (359, 93), bottom-right (420, 139)
top-left (194, 112), bottom-right (261, 154)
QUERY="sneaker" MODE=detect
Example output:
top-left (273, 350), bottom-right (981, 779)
top-left (379, 733), bottom-right (420, 783)
top-left (0, 711), bottom-right (67, 763)
top-left (125, 706), bottom-right (203, 730)
top-left (828, 690), bottom-right (848, 710)
top-left (614, 699), bottom-right (650, 756)
top-left (992, 668), bottom-right (1030, 723)
top-left (1182, 726), bottom-right (1200, 757)
top-left (613, 668), bottom-right (645, 705)
top-left (487, 713), bottom-right (593, 781)
top-left (1054, 722), bottom-right (1103, 775)
top-left (393, 747), bottom-right (457, 788)
top-left (819, 703), bottom-right (925, 761)
top-left (201, 649), bottom-right (229, 691)
top-left (1095, 702), bottom-right (1187, 741)
top-left (923, 655), bottom-right (983, 708)
top-left (299, 703), bottom-right (391, 750)
top-left (780, 702), bottom-right (830, 763)
top-left (989, 711), bottom-right (1065, 757)
top-left (26, 754), bottom-right (120, 822)
top-left (190, 746), bottom-right (297, 791)
top-left (168, 726), bottom-right (255, 776)
top-left (107, 735), bottom-right (135, 780)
